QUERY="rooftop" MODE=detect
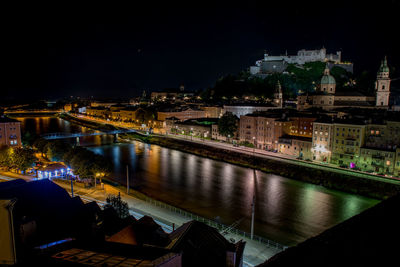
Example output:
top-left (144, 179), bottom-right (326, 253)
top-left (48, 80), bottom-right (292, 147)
top-left (257, 193), bottom-right (400, 267)
top-left (334, 101), bottom-right (375, 107)
top-left (334, 90), bottom-right (369, 97)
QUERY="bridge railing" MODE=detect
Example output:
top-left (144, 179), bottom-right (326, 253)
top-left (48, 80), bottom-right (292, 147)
top-left (41, 129), bottom-right (136, 139)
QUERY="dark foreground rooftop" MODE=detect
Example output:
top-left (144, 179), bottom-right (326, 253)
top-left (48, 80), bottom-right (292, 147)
top-left (257, 193), bottom-right (400, 267)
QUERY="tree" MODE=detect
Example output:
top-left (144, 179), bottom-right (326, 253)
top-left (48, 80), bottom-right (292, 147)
top-left (9, 147), bottom-right (36, 171)
top-left (45, 140), bottom-right (71, 161)
top-left (218, 112), bottom-right (238, 137)
top-left (91, 154), bottom-right (112, 175)
top-left (22, 131), bottom-right (38, 147)
top-left (0, 147), bottom-right (12, 168)
top-left (64, 146), bottom-right (112, 177)
top-left (330, 66), bottom-right (353, 90)
top-left (105, 193), bottom-right (129, 219)
top-left (33, 138), bottom-right (48, 156)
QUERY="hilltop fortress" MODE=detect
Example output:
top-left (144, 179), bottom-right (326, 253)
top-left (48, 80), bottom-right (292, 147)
top-left (250, 48), bottom-right (353, 76)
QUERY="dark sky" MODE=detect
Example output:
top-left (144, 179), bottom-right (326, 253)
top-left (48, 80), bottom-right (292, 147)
top-left (3, 1), bottom-right (400, 100)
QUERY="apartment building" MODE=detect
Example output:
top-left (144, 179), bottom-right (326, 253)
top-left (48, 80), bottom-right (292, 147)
top-left (85, 107), bottom-right (110, 119)
top-left (278, 135), bottom-right (313, 160)
top-left (288, 116), bottom-right (316, 138)
top-left (239, 113), bottom-right (292, 150)
top-left (202, 106), bottom-right (223, 118)
top-left (0, 117), bottom-right (22, 147)
top-left (312, 121), bottom-right (335, 162)
top-left (331, 122), bottom-right (366, 168)
top-left (359, 147), bottom-right (396, 174)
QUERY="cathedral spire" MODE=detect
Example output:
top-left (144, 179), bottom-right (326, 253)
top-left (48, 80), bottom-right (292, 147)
top-left (377, 56), bottom-right (390, 78)
top-left (275, 80), bottom-right (282, 94)
top-left (323, 64), bottom-right (330, 75)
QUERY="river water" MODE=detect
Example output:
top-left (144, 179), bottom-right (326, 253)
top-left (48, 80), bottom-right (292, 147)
top-left (17, 116), bottom-right (379, 245)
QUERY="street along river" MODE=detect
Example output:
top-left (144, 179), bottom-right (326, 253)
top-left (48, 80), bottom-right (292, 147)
top-left (18, 116), bottom-right (379, 246)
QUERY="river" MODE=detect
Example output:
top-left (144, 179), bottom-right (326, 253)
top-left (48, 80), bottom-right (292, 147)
top-left (17, 116), bottom-right (379, 246)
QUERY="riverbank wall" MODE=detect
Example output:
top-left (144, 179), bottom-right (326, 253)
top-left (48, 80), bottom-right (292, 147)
top-left (121, 132), bottom-right (400, 200)
top-left (61, 114), bottom-right (400, 200)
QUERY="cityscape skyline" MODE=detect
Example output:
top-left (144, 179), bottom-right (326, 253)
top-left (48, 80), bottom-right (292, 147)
top-left (3, 1), bottom-right (400, 100)
top-left (3, 2), bottom-right (400, 266)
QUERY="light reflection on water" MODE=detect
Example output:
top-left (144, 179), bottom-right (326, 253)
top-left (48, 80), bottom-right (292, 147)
top-left (17, 116), bottom-right (380, 245)
top-left (90, 142), bottom-right (378, 245)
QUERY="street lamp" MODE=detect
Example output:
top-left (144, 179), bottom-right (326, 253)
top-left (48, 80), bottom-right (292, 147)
top-left (228, 134), bottom-right (231, 144)
top-left (204, 131), bottom-right (208, 142)
top-left (95, 172), bottom-right (100, 188)
top-left (191, 127), bottom-right (193, 141)
top-left (252, 136), bottom-right (256, 155)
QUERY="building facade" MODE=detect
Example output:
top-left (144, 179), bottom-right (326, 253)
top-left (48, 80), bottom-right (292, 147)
top-left (167, 119), bottom-right (216, 139)
top-left (85, 107), bottom-right (110, 119)
top-left (312, 122), bottom-right (334, 162)
top-left (239, 113), bottom-right (315, 151)
top-left (202, 106), bottom-right (223, 118)
top-left (0, 117), bottom-right (22, 147)
top-left (359, 148), bottom-right (395, 174)
top-left (331, 123), bottom-right (366, 168)
top-left (278, 136), bottom-right (313, 160)
top-left (310, 118), bottom-right (400, 175)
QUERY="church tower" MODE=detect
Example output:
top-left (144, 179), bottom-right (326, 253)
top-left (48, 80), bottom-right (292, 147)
top-left (319, 65), bottom-right (336, 94)
top-left (375, 57), bottom-right (391, 107)
top-left (274, 80), bottom-right (283, 108)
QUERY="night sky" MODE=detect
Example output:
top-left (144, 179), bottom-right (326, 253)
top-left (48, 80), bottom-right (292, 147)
top-left (3, 1), bottom-right (400, 100)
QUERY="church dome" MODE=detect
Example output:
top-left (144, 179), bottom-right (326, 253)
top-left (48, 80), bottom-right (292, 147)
top-left (321, 67), bottom-right (336, 85)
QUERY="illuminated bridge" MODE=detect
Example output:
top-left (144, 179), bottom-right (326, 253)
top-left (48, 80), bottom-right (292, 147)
top-left (41, 129), bottom-right (136, 140)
